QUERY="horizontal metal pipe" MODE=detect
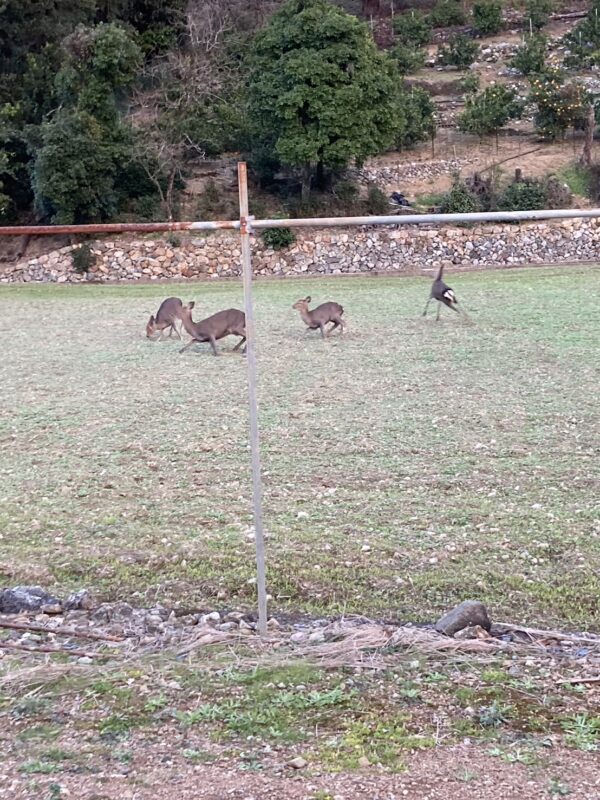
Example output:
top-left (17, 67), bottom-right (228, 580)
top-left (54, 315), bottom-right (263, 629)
top-left (251, 208), bottom-right (600, 229)
top-left (0, 220), bottom-right (240, 236)
top-left (1, 207), bottom-right (600, 237)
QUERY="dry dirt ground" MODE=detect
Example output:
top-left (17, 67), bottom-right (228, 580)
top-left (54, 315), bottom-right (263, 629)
top-left (3, 742), bottom-right (600, 799)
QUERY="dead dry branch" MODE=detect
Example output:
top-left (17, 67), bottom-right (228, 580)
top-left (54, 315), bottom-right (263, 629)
top-left (0, 618), bottom-right (125, 642)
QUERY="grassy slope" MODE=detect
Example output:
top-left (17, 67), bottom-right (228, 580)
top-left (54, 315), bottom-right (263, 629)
top-left (0, 267), bottom-right (599, 629)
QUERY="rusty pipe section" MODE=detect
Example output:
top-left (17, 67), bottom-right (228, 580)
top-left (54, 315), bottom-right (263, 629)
top-left (3, 207), bottom-right (600, 237)
top-left (0, 220), bottom-right (240, 236)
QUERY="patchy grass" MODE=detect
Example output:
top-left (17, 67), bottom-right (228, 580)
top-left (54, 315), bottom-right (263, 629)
top-left (1, 651), bottom-right (597, 786)
top-left (557, 164), bottom-right (592, 200)
top-left (0, 268), bottom-right (599, 629)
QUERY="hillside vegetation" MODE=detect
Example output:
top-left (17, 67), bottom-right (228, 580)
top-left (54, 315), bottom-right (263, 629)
top-left (1, 0), bottom-right (600, 230)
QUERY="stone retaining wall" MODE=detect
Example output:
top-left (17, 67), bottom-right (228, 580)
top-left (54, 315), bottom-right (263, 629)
top-left (2, 218), bottom-right (599, 284)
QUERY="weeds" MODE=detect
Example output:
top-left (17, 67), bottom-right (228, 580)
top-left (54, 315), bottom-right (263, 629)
top-left (561, 714), bottom-right (599, 751)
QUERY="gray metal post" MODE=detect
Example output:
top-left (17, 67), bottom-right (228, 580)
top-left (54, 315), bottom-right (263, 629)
top-left (237, 162), bottom-right (268, 636)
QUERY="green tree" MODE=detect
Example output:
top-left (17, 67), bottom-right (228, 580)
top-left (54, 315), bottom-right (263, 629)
top-left (428, 0), bottom-right (465, 28)
top-left (395, 85), bottom-right (436, 149)
top-left (438, 34), bottom-right (479, 69)
top-left (33, 23), bottom-right (141, 223)
top-left (33, 109), bottom-right (128, 223)
top-left (393, 11), bottom-right (431, 46)
top-left (458, 85), bottom-right (523, 142)
top-left (529, 71), bottom-right (590, 139)
top-left (510, 34), bottom-right (547, 75)
top-left (472, 1), bottom-right (503, 36)
top-left (0, 151), bottom-right (12, 220)
top-left (391, 44), bottom-right (426, 75)
top-left (524, 0), bottom-right (553, 31)
top-left (248, 0), bottom-right (400, 199)
top-left (56, 23), bottom-right (141, 122)
top-left (0, 0), bottom-right (96, 83)
top-left (563, 0), bottom-right (600, 67)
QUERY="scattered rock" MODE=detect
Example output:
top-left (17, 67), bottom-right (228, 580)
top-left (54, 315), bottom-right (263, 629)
top-left (358, 755), bottom-right (371, 768)
top-left (200, 611), bottom-right (221, 625)
top-left (454, 624), bottom-right (493, 640)
top-left (287, 757), bottom-right (308, 770)
top-left (435, 600), bottom-right (492, 637)
top-left (0, 586), bottom-right (61, 614)
top-left (64, 589), bottom-right (94, 611)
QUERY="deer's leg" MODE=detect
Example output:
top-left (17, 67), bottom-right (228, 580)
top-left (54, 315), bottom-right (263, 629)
top-left (232, 335), bottom-right (246, 352)
top-left (209, 335), bottom-right (219, 357)
top-left (175, 324), bottom-right (183, 339)
top-left (333, 316), bottom-right (344, 334)
top-left (179, 338), bottom-right (198, 354)
top-left (327, 321), bottom-right (339, 336)
top-left (435, 302), bottom-right (441, 321)
top-left (319, 323), bottom-right (326, 339)
top-left (422, 297), bottom-right (433, 317)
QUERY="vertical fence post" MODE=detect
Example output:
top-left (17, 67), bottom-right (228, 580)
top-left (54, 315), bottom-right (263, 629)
top-left (238, 162), bottom-right (268, 636)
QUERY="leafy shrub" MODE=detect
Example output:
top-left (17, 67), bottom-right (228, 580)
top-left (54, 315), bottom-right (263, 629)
top-left (497, 178), bottom-right (546, 210)
top-left (428, 1), bottom-right (466, 28)
top-left (391, 43), bottom-right (426, 74)
top-left (563, 0), bottom-right (600, 68)
top-left (524, 0), bottom-right (553, 31)
top-left (544, 175), bottom-right (572, 208)
top-left (262, 225), bottom-right (296, 250)
top-left (395, 85), bottom-right (436, 148)
top-left (529, 72), bottom-right (590, 139)
top-left (458, 85), bottom-right (524, 138)
top-left (465, 172), bottom-right (496, 210)
top-left (393, 12), bottom-right (432, 46)
top-left (71, 243), bottom-right (95, 273)
top-left (334, 180), bottom-right (360, 204)
top-left (196, 179), bottom-right (237, 220)
top-left (439, 177), bottom-right (480, 213)
top-left (460, 73), bottom-right (480, 95)
top-left (472, 1), bottom-right (503, 36)
top-left (438, 34), bottom-right (479, 69)
top-left (166, 233), bottom-right (182, 248)
top-left (367, 184), bottom-right (390, 214)
top-left (127, 194), bottom-right (161, 220)
top-left (510, 34), bottom-right (547, 75)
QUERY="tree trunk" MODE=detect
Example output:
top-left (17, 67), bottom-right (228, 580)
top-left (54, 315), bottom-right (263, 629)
top-left (315, 160), bottom-right (327, 192)
top-left (580, 103), bottom-right (595, 167)
top-left (301, 165), bottom-right (312, 203)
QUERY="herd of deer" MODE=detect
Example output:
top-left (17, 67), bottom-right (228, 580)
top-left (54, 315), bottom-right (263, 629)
top-left (145, 267), bottom-right (463, 355)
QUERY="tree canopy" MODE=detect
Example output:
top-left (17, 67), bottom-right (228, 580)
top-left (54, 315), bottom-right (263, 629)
top-left (247, 0), bottom-right (400, 196)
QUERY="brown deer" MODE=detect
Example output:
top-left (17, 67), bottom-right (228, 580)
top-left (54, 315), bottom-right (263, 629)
top-left (179, 301), bottom-right (246, 357)
top-left (146, 297), bottom-right (184, 340)
top-left (292, 296), bottom-right (345, 338)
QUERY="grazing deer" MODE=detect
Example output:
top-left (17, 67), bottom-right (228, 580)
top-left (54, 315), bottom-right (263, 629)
top-left (423, 266), bottom-right (462, 321)
top-left (179, 301), bottom-right (246, 357)
top-left (292, 296), bottom-right (345, 338)
top-left (146, 297), bottom-right (184, 340)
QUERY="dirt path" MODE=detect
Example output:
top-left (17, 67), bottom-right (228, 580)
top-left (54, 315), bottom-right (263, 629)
top-left (3, 744), bottom-right (599, 799)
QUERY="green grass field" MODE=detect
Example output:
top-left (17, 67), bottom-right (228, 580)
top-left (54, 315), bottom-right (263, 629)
top-left (1, 267), bottom-right (599, 629)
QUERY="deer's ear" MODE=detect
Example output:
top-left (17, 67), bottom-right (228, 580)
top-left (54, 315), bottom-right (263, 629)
top-left (305, 296), bottom-right (311, 303)
top-left (187, 301), bottom-right (195, 310)
top-left (148, 315), bottom-right (155, 325)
